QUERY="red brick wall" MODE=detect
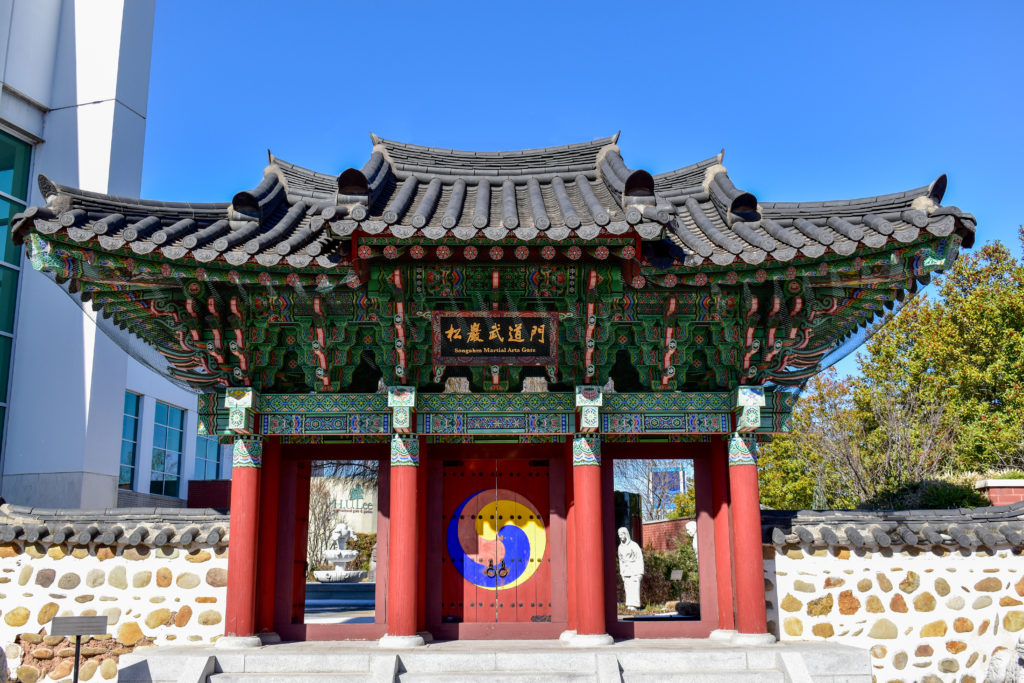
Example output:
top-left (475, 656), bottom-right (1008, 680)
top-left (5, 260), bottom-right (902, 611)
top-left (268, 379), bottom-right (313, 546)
top-left (982, 485), bottom-right (1024, 506)
top-left (641, 518), bottom-right (692, 552)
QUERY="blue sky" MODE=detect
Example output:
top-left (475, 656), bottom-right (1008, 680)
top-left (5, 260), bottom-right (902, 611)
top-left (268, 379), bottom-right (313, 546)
top-left (142, 1), bottom-right (1023, 377)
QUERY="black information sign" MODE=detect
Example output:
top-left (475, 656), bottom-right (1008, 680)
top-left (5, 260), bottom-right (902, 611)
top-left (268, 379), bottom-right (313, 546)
top-left (431, 311), bottom-right (558, 365)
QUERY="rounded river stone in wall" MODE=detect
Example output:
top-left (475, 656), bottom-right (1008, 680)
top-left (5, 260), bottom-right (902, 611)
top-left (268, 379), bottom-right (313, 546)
top-left (868, 618), bottom-right (897, 639)
top-left (898, 571), bottom-right (920, 593)
top-left (132, 571), bottom-right (152, 588)
top-left (86, 569), bottom-right (105, 588)
top-left (15, 665), bottom-right (40, 683)
top-left (100, 658), bottom-right (118, 679)
top-left (914, 592), bottom-right (936, 612)
top-left (34, 569), bottom-right (55, 588)
top-left (36, 602), bottom-right (58, 624)
top-left (811, 623), bottom-right (833, 638)
top-left (145, 609), bottom-right (170, 629)
top-left (198, 610), bottom-right (222, 626)
top-left (934, 578), bottom-right (950, 596)
top-left (78, 660), bottom-right (98, 680)
top-left (974, 577), bottom-right (1002, 592)
top-left (18, 566), bottom-right (32, 586)
top-left (156, 568), bottom-right (172, 588)
top-left (206, 568), bottom-right (227, 587)
top-left (186, 550), bottom-right (211, 563)
top-left (118, 622), bottom-right (144, 646)
top-left (174, 606), bottom-right (192, 627)
top-left (4, 607), bottom-right (29, 627)
top-left (780, 594), bottom-right (802, 612)
top-left (1004, 611), bottom-right (1024, 632)
top-left (108, 566), bottom-right (127, 590)
top-left (176, 573), bottom-right (200, 589)
top-left (57, 573), bottom-right (81, 589)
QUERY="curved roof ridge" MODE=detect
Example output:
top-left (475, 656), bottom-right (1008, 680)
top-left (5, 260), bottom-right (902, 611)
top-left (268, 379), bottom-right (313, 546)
top-left (36, 174), bottom-right (229, 211)
top-left (652, 153), bottom-right (724, 193)
top-left (371, 133), bottom-right (619, 159)
top-left (758, 180), bottom-right (937, 211)
top-left (371, 134), bottom-right (619, 177)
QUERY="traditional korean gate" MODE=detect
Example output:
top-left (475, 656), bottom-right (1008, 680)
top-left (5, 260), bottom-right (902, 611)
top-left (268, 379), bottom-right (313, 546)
top-left (441, 458), bottom-right (551, 624)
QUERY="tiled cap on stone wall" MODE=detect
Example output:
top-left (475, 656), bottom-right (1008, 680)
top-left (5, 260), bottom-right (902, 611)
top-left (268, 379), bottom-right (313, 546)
top-left (0, 504), bottom-right (229, 547)
top-left (762, 501), bottom-right (1024, 550)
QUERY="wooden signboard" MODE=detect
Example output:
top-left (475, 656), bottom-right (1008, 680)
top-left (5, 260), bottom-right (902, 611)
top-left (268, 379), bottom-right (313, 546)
top-left (431, 311), bottom-right (558, 365)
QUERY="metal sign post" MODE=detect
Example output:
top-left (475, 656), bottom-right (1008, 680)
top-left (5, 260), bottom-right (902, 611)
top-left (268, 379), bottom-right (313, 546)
top-left (670, 569), bottom-right (684, 605)
top-left (49, 616), bottom-right (109, 683)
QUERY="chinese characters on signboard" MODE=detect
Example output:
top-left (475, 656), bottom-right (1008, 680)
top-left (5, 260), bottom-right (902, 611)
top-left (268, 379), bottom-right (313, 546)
top-left (431, 311), bottom-right (558, 365)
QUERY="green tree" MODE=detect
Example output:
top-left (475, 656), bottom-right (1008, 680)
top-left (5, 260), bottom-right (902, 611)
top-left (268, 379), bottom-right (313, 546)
top-left (858, 233), bottom-right (1024, 472)
top-left (669, 477), bottom-right (696, 518)
top-left (760, 232), bottom-right (1024, 509)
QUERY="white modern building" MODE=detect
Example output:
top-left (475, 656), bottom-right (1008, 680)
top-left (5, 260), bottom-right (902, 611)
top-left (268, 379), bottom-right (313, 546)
top-left (0, 0), bottom-right (228, 509)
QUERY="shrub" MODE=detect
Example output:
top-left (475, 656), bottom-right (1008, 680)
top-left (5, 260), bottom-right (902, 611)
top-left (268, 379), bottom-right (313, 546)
top-left (991, 469), bottom-right (1024, 480)
top-left (864, 475), bottom-right (989, 510)
top-left (352, 532), bottom-right (377, 572)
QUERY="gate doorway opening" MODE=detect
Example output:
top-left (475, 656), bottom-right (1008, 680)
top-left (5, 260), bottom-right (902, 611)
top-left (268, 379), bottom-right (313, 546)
top-left (303, 459), bottom-right (381, 627)
top-left (603, 441), bottom-right (720, 638)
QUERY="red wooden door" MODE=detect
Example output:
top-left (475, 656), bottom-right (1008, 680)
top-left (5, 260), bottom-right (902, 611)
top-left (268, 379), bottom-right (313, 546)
top-left (442, 458), bottom-right (550, 624)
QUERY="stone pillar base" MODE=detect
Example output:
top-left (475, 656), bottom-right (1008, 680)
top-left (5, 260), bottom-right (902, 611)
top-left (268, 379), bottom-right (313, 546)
top-left (378, 634), bottom-right (425, 649)
top-left (731, 632), bottom-right (777, 645)
top-left (257, 632), bottom-right (282, 645)
top-left (708, 629), bottom-right (737, 641)
top-left (563, 632), bottom-right (614, 647)
top-left (215, 636), bottom-right (262, 649)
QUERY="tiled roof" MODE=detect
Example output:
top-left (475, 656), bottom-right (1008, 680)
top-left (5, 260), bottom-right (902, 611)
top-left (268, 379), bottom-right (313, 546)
top-left (12, 134), bottom-right (975, 270)
top-left (0, 504), bottom-right (229, 547)
top-left (762, 502), bottom-right (1024, 550)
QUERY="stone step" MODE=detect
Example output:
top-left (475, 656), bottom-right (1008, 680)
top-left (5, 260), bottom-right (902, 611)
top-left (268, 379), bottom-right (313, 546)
top-left (397, 673), bottom-right (595, 683)
top-left (216, 652), bottom-right (373, 673)
top-left (211, 674), bottom-right (370, 683)
top-left (622, 672), bottom-right (785, 683)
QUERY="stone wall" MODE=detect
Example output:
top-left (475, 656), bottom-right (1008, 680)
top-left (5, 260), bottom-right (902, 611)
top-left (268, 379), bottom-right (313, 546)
top-left (0, 524), bottom-right (228, 681)
top-left (764, 542), bottom-right (1023, 682)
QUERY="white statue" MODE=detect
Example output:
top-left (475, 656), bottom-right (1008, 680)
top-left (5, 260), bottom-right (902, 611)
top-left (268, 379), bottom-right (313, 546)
top-left (313, 522), bottom-right (367, 583)
top-left (987, 636), bottom-right (1024, 683)
top-left (685, 519), bottom-right (698, 559)
top-left (617, 527), bottom-right (644, 609)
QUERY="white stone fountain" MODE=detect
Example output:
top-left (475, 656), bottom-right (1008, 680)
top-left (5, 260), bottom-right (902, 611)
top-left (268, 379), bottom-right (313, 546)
top-left (313, 522), bottom-right (367, 583)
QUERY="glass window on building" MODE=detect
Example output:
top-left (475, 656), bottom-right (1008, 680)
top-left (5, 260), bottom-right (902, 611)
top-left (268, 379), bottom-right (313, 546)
top-left (151, 401), bottom-right (184, 497)
top-left (120, 392), bottom-right (140, 489)
top-left (0, 130), bottom-right (30, 454)
top-left (194, 434), bottom-right (221, 480)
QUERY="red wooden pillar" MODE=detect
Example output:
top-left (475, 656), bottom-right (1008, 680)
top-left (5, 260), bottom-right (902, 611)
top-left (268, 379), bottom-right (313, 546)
top-left (225, 435), bottom-right (262, 639)
top-left (570, 434), bottom-right (611, 644)
top-left (711, 436), bottom-right (736, 630)
top-left (728, 434), bottom-right (768, 635)
top-left (565, 447), bottom-right (578, 633)
top-left (255, 436), bottom-right (281, 637)
top-left (382, 434), bottom-right (424, 646)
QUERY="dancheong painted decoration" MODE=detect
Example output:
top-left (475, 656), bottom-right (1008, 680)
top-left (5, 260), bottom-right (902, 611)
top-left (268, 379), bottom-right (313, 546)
top-left (10, 132), bottom-right (977, 643)
top-left (12, 133), bottom-right (974, 397)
